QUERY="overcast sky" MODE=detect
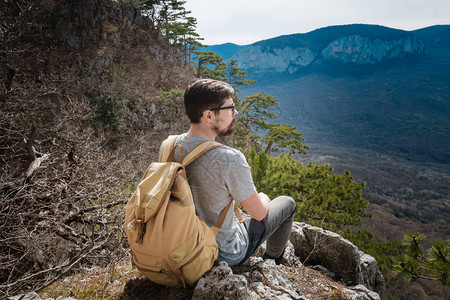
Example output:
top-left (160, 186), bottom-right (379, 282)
top-left (184, 0), bottom-right (450, 45)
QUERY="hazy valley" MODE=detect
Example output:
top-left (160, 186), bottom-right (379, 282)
top-left (209, 24), bottom-right (450, 241)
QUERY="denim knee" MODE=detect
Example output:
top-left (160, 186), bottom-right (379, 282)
top-left (283, 196), bottom-right (297, 216)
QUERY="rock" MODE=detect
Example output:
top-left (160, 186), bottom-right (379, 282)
top-left (252, 240), bottom-right (303, 268)
top-left (252, 259), bottom-right (302, 300)
top-left (232, 32), bottom-right (425, 74)
top-left (192, 261), bottom-right (250, 300)
top-left (344, 284), bottom-right (381, 300)
top-left (359, 253), bottom-right (387, 300)
top-left (233, 45), bottom-right (317, 74)
top-left (7, 292), bottom-right (76, 300)
top-left (311, 265), bottom-right (335, 279)
top-left (193, 257), bottom-right (306, 300)
top-left (321, 35), bottom-right (425, 64)
top-left (289, 222), bottom-right (387, 300)
top-left (290, 222), bottom-right (361, 285)
top-left (8, 292), bottom-right (42, 300)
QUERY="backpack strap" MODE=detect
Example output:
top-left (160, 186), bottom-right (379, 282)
top-left (159, 136), bottom-right (244, 233)
top-left (209, 200), bottom-right (244, 235)
top-left (211, 200), bottom-right (233, 235)
top-left (234, 203), bottom-right (245, 223)
top-left (181, 140), bottom-right (222, 166)
top-left (159, 135), bottom-right (179, 162)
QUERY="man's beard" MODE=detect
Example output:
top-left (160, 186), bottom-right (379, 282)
top-left (213, 118), bottom-right (236, 136)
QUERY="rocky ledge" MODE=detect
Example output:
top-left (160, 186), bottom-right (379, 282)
top-left (192, 221), bottom-right (386, 300)
top-left (9, 222), bottom-right (386, 300)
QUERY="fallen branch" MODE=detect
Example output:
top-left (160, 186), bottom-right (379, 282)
top-left (23, 126), bottom-right (51, 182)
top-left (64, 199), bottom-right (128, 224)
top-left (24, 153), bottom-right (50, 181)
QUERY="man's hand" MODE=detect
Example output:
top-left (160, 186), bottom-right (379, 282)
top-left (240, 191), bottom-right (270, 221)
top-left (258, 192), bottom-right (271, 204)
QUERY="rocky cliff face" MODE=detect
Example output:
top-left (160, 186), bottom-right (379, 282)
top-left (321, 35), bottom-right (425, 63)
top-left (233, 33), bottom-right (425, 74)
top-left (234, 45), bottom-right (317, 73)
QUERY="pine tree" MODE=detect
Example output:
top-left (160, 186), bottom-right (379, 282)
top-left (182, 17), bottom-right (204, 63)
top-left (194, 51), bottom-right (226, 80)
top-left (226, 59), bottom-right (255, 92)
top-left (393, 232), bottom-right (450, 285)
top-left (247, 151), bottom-right (369, 231)
top-left (235, 93), bottom-right (307, 154)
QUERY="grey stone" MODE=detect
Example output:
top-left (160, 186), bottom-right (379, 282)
top-left (8, 292), bottom-right (41, 300)
top-left (7, 293), bottom-right (76, 300)
top-left (289, 222), bottom-right (387, 300)
top-left (359, 253), bottom-right (387, 300)
top-left (311, 265), bottom-right (335, 279)
top-left (290, 222), bottom-right (361, 285)
top-left (344, 284), bottom-right (381, 300)
top-left (232, 34), bottom-right (425, 74)
top-left (249, 258), bottom-right (303, 300)
top-left (192, 261), bottom-right (250, 300)
top-left (233, 45), bottom-right (317, 74)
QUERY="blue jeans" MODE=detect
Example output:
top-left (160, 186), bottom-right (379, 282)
top-left (239, 196), bottom-right (296, 264)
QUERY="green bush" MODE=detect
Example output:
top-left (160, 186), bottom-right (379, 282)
top-left (247, 150), bottom-right (369, 231)
top-left (91, 93), bottom-right (129, 132)
top-left (157, 89), bottom-right (184, 115)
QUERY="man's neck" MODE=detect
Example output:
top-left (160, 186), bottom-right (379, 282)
top-left (186, 124), bottom-right (217, 141)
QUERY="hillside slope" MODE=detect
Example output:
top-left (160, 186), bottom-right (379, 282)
top-left (1, 0), bottom-right (192, 295)
top-left (207, 25), bottom-right (450, 164)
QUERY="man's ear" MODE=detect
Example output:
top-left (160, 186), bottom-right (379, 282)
top-left (201, 109), bottom-right (215, 123)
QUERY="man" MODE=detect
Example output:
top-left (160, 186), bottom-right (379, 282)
top-left (167, 78), bottom-right (296, 266)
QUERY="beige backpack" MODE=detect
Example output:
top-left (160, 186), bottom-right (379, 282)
top-left (124, 135), bottom-right (241, 287)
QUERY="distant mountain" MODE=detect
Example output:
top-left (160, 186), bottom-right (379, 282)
top-left (208, 24), bottom-right (450, 164)
top-left (204, 42), bottom-right (247, 60)
top-left (231, 24), bottom-right (428, 75)
top-left (413, 25), bottom-right (450, 50)
top-left (208, 25), bottom-right (450, 68)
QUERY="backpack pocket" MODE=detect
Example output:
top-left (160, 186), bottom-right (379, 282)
top-left (168, 226), bottom-right (218, 285)
top-left (132, 250), bottom-right (180, 287)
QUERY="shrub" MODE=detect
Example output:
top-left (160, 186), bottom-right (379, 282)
top-left (91, 93), bottom-right (129, 132)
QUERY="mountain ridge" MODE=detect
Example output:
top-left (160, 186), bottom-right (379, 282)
top-left (207, 24), bottom-right (450, 55)
top-left (205, 23), bottom-right (450, 165)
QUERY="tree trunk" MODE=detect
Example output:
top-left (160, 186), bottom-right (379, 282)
top-left (265, 141), bottom-right (273, 155)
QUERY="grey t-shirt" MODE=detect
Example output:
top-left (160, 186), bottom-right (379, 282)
top-left (168, 134), bottom-right (255, 266)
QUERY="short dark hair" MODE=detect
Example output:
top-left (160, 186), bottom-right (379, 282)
top-left (184, 79), bottom-right (235, 124)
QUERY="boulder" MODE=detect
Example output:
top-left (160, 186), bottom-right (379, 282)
top-left (8, 292), bottom-right (76, 300)
top-left (192, 261), bottom-right (250, 300)
top-left (359, 253), bottom-right (387, 300)
top-left (193, 257), bottom-right (305, 300)
top-left (290, 222), bottom-right (387, 300)
top-left (290, 222), bottom-right (361, 285)
top-left (344, 285), bottom-right (381, 300)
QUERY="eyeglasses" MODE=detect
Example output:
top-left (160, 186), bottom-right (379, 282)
top-left (209, 104), bottom-right (236, 111)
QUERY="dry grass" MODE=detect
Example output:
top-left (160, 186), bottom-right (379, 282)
top-left (39, 257), bottom-right (353, 300)
top-left (279, 265), bottom-right (351, 300)
top-left (39, 257), bottom-right (195, 300)
top-left (40, 259), bottom-right (137, 300)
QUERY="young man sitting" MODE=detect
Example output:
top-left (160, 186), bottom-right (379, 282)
top-left (165, 78), bottom-right (296, 266)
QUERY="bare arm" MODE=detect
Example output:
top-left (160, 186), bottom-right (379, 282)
top-left (240, 191), bottom-right (270, 221)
